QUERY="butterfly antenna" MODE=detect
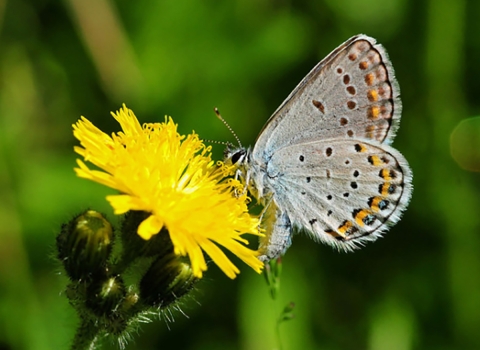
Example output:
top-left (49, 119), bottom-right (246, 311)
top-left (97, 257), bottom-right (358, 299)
top-left (214, 107), bottom-right (242, 148)
top-left (203, 139), bottom-right (234, 148)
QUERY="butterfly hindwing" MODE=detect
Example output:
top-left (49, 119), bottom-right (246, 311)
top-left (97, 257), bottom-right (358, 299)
top-left (263, 138), bottom-right (412, 251)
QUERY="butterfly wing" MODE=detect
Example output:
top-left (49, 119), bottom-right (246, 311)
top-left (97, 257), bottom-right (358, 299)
top-left (251, 35), bottom-right (401, 165)
top-left (258, 139), bottom-right (412, 254)
top-left (245, 35), bottom-right (410, 260)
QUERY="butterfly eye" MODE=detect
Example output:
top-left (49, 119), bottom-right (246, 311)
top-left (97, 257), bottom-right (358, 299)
top-left (231, 150), bottom-right (245, 164)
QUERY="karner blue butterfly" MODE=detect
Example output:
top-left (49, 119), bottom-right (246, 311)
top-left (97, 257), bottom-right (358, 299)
top-left (225, 34), bottom-right (412, 262)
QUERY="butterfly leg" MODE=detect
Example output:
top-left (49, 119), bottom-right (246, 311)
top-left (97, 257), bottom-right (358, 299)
top-left (233, 167), bottom-right (251, 197)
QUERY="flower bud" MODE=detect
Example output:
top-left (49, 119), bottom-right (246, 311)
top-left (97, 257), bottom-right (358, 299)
top-left (57, 210), bottom-right (114, 280)
top-left (264, 257), bottom-right (282, 300)
top-left (85, 275), bottom-right (126, 316)
top-left (120, 211), bottom-right (174, 260)
top-left (139, 253), bottom-right (198, 308)
top-left (278, 301), bottom-right (295, 323)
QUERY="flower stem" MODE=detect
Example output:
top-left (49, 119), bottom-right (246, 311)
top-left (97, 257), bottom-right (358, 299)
top-left (273, 299), bottom-right (283, 350)
top-left (71, 321), bottom-right (99, 350)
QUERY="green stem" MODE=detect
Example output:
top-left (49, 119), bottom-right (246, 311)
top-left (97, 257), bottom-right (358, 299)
top-left (71, 321), bottom-right (100, 350)
top-left (273, 299), bottom-right (283, 350)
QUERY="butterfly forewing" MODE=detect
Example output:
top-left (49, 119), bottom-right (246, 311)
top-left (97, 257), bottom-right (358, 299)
top-left (252, 35), bottom-right (401, 165)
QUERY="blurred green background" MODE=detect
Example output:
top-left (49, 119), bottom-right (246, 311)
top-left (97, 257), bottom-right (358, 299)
top-left (2, 0), bottom-right (480, 349)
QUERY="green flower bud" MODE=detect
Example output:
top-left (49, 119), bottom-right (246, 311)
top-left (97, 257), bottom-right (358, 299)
top-left (85, 275), bottom-right (126, 316)
top-left (120, 211), bottom-right (174, 260)
top-left (57, 210), bottom-right (114, 281)
top-left (278, 301), bottom-right (295, 323)
top-left (139, 253), bottom-right (198, 308)
top-left (264, 257), bottom-right (282, 300)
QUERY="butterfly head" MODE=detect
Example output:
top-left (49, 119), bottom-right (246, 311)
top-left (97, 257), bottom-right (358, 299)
top-left (224, 145), bottom-right (260, 198)
top-left (224, 145), bottom-right (249, 168)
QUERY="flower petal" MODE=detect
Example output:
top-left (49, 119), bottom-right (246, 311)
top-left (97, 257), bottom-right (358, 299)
top-left (73, 104), bottom-right (263, 279)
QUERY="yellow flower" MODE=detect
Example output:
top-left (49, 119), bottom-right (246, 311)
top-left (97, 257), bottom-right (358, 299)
top-left (73, 104), bottom-right (263, 279)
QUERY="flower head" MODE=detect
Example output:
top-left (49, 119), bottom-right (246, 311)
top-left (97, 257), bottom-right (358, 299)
top-left (73, 104), bottom-right (263, 278)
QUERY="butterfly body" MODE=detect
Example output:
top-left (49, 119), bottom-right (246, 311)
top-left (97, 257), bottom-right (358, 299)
top-left (227, 35), bottom-right (412, 262)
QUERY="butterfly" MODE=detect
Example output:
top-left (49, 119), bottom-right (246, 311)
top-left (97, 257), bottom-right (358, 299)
top-left (225, 35), bottom-right (412, 262)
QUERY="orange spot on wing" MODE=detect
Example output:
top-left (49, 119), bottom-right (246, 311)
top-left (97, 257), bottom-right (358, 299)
top-left (368, 155), bottom-right (383, 166)
top-left (369, 197), bottom-right (383, 212)
top-left (380, 168), bottom-right (392, 181)
top-left (367, 89), bottom-right (379, 102)
top-left (365, 125), bottom-right (376, 138)
top-left (338, 220), bottom-right (353, 236)
top-left (381, 182), bottom-right (391, 196)
top-left (354, 210), bottom-right (371, 227)
top-left (365, 73), bottom-right (374, 86)
top-left (355, 143), bottom-right (367, 152)
top-left (367, 106), bottom-right (380, 119)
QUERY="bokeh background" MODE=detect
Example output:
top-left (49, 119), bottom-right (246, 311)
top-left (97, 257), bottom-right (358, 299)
top-left (2, 0), bottom-right (480, 349)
